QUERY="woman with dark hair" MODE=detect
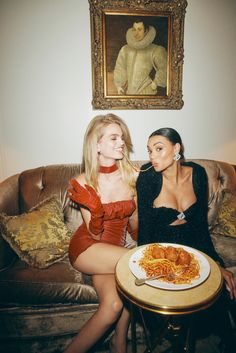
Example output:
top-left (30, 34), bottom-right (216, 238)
top-left (136, 127), bottom-right (235, 352)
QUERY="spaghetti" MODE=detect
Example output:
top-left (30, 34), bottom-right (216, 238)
top-left (121, 152), bottom-right (153, 172)
top-left (138, 244), bottom-right (200, 284)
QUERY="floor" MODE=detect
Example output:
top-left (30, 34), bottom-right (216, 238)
top-left (94, 310), bottom-right (236, 353)
top-left (95, 328), bottom-right (224, 353)
top-left (95, 337), bottom-right (223, 353)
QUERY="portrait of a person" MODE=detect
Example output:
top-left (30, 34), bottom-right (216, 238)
top-left (113, 20), bottom-right (168, 95)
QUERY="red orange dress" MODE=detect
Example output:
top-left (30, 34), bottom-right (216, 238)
top-left (68, 200), bottom-right (136, 265)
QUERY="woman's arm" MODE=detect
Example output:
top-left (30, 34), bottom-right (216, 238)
top-left (68, 175), bottom-right (104, 240)
top-left (127, 196), bottom-right (138, 241)
top-left (220, 267), bottom-right (236, 300)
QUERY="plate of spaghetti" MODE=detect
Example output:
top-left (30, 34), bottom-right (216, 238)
top-left (129, 243), bottom-right (211, 290)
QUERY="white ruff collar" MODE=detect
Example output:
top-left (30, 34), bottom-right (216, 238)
top-left (126, 26), bottom-right (156, 50)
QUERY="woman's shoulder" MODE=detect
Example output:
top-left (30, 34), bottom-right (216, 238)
top-left (183, 161), bottom-right (207, 175)
top-left (137, 163), bottom-right (151, 183)
top-left (136, 163), bottom-right (161, 188)
top-left (183, 161), bottom-right (208, 188)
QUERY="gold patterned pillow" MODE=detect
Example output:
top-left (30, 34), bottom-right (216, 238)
top-left (213, 190), bottom-right (236, 238)
top-left (0, 197), bottom-right (72, 268)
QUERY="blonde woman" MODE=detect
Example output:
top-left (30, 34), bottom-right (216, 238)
top-left (64, 114), bottom-right (138, 353)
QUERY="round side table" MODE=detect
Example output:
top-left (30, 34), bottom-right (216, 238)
top-left (115, 246), bottom-right (223, 353)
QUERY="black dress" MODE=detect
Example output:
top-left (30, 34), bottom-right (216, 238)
top-left (136, 161), bottom-right (235, 352)
top-left (136, 161), bottom-right (224, 265)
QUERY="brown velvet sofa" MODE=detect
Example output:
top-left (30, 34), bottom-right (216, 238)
top-left (0, 159), bottom-right (235, 353)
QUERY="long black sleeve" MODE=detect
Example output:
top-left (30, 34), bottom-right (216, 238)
top-left (136, 163), bottom-right (161, 246)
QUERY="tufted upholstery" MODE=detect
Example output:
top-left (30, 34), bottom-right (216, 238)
top-left (0, 159), bottom-right (235, 353)
top-left (187, 159), bottom-right (236, 227)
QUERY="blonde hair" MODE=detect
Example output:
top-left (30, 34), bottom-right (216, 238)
top-left (82, 114), bottom-right (136, 192)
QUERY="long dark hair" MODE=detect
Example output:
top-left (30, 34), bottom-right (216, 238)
top-left (149, 127), bottom-right (185, 159)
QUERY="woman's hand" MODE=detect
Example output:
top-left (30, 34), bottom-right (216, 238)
top-left (220, 267), bottom-right (236, 300)
top-left (68, 179), bottom-right (104, 236)
top-left (68, 179), bottom-right (103, 214)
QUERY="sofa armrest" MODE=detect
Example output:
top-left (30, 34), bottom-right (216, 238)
top-left (0, 173), bottom-right (20, 215)
top-left (0, 174), bottom-right (20, 271)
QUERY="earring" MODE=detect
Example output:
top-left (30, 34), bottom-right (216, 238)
top-left (173, 152), bottom-right (181, 161)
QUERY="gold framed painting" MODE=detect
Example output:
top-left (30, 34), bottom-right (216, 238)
top-left (89, 0), bottom-right (188, 110)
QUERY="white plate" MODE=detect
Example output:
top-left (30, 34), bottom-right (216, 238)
top-left (129, 243), bottom-right (211, 291)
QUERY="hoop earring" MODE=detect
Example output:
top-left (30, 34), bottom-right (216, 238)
top-left (173, 152), bottom-right (181, 161)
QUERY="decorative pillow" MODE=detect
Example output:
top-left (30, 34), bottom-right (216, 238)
top-left (211, 233), bottom-right (236, 267)
top-left (0, 197), bottom-right (72, 268)
top-left (212, 190), bottom-right (236, 238)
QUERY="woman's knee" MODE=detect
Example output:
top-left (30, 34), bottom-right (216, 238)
top-left (112, 298), bottom-right (123, 314)
top-left (100, 297), bottom-right (124, 323)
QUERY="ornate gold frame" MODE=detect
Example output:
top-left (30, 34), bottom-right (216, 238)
top-left (89, 0), bottom-right (187, 110)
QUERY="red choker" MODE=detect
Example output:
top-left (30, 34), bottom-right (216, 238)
top-left (99, 164), bottom-right (118, 174)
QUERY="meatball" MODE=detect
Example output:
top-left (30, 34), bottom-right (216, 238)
top-left (176, 249), bottom-right (191, 266)
top-left (152, 246), bottom-right (166, 259)
top-left (165, 246), bottom-right (179, 262)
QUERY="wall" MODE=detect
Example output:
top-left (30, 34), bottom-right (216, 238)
top-left (0, 0), bottom-right (236, 181)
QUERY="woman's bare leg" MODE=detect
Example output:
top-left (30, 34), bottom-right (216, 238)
top-left (110, 305), bottom-right (130, 353)
top-left (73, 243), bottom-right (129, 274)
top-left (63, 274), bottom-right (126, 353)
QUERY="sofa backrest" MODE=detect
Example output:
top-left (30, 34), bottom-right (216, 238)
top-left (18, 159), bottom-right (236, 231)
top-left (187, 159), bottom-right (235, 227)
top-left (18, 164), bottom-right (84, 232)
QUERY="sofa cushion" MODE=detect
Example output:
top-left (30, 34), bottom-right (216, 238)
top-left (0, 258), bottom-right (98, 305)
top-left (211, 233), bottom-right (236, 268)
top-left (0, 197), bottom-right (72, 268)
top-left (212, 190), bottom-right (236, 238)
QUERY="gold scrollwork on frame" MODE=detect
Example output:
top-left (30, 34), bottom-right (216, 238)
top-left (89, 0), bottom-right (188, 110)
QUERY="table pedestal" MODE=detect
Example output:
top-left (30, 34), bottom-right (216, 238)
top-left (134, 309), bottom-right (195, 353)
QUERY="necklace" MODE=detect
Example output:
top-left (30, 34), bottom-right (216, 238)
top-left (99, 164), bottom-right (118, 174)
